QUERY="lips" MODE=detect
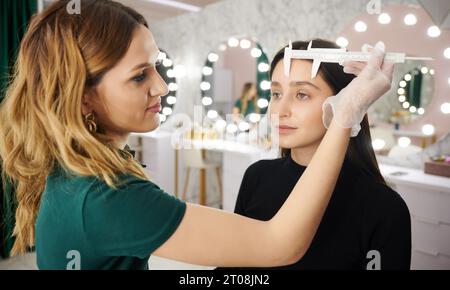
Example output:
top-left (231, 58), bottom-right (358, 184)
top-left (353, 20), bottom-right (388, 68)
top-left (277, 125), bottom-right (298, 134)
top-left (146, 102), bottom-right (162, 113)
top-left (277, 125), bottom-right (297, 130)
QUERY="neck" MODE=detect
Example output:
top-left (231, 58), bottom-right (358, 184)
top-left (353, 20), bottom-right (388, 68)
top-left (289, 142), bottom-right (320, 167)
top-left (108, 132), bottom-right (130, 150)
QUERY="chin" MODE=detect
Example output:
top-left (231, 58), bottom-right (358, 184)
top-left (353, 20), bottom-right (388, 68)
top-left (147, 114), bottom-right (161, 131)
top-left (278, 135), bottom-right (301, 149)
top-left (145, 123), bottom-right (160, 132)
top-left (134, 119), bottom-right (160, 133)
top-left (278, 133), bottom-right (320, 150)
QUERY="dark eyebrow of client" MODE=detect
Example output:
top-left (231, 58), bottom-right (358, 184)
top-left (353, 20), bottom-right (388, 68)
top-left (271, 81), bottom-right (320, 90)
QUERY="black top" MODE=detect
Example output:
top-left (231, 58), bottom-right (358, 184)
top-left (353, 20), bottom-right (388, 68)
top-left (222, 155), bottom-right (411, 270)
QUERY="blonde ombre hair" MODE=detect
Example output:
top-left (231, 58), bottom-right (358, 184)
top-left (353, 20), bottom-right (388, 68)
top-left (239, 82), bottom-right (260, 116)
top-left (0, 0), bottom-right (151, 255)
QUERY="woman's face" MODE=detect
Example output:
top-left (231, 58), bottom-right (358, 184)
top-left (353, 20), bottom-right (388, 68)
top-left (269, 60), bottom-right (335, 150)
top-left (83, 25), bottom-right (168, 137)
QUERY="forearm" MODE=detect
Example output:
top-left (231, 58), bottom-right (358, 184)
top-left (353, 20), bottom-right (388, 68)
top-left (269, 119), bottom-right (351, 260)
top-left (154, 203), bottom-right (282, 267)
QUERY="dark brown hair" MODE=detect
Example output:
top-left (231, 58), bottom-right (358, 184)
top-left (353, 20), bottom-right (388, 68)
top-left (270, 39), bottom-right (386, 185)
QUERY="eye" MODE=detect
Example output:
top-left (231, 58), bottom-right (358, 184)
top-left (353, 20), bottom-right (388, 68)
top-left (296, 92), bottom-right (309, 101)
top-left (271, 91), bottom-right (282, 99)
top-left (133, 71), bottom-right (148, 83)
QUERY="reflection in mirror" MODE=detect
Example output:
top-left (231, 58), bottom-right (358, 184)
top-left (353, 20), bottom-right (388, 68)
top-left (200, 37), bottom-right (270, 124)
top-left (156, 50), bottom-right (178, 123)
top-left (337, 3), bottom-right (450, 158)
top-left (369, 60), bottom-right (434, 126)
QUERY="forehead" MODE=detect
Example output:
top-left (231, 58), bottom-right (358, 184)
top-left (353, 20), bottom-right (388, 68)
top-left (272, 59), bottom-right (314, 81)
top-left (271, 59), bottom-right (330, 88)
top-left (115, 25), bottom-right (159, 69)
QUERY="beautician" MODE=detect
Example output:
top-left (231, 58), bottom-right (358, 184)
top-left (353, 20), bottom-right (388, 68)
top-left (0, 0), bottom-right (394, 270)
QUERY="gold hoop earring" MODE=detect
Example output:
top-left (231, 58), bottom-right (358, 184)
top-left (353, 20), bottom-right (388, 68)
top-left (84, 113), bottom-right (97, 133)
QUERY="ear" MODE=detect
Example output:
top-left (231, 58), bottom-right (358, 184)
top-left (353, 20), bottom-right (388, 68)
top-left (81, 89), bottom-right (94, 116)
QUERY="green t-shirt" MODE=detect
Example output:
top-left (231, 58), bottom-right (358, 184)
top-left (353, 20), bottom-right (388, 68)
top-left (35, 165), bottom-right (186, 270)
top-left (234, 99), bottom-right (256, 116)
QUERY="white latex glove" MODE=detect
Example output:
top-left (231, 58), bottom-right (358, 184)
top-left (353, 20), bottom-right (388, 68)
top-left (322, 41), bottom-right (394, 137)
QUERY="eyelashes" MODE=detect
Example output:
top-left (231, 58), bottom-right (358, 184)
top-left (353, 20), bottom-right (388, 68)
top-left (270, 91), bottom-right (310, 100)
top-left (271, 92), bottom-right (282, 99)
top-left (296, 92), bottom-right (309, 100)
top-left (133, 71), bottom-right (148, 83)
top-left (132, 61), bottom-right (163, 84)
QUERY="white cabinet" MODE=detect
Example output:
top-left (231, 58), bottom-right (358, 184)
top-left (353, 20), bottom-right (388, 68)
top-left (380, 164), bottom-right (450, 270)
top-left (132, 130), bottom-right (176, 196)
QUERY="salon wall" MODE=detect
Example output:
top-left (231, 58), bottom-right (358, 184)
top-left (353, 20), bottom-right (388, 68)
top-left (146, 0), bottom-right (419, 120)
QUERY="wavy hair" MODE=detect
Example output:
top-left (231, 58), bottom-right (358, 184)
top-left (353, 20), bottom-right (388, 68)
top-left (0, 0), bottom-right (151, 255)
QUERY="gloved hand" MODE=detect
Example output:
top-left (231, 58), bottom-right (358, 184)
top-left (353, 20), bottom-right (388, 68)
top-left (322, 41), bottom-right (394, 137)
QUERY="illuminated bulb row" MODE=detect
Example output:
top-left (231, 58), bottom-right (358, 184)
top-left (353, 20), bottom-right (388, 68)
top-left (396, 125), bottom-right (435, 147)
top-left (210, 39), bottom-right (264, 64)
top-left (203, 61), bottom-right (268, 76)
top-left (398, 66), bottom-right (438, 116)
top-left (338, 13), bottom-right (450, 59)
top-left (373, 125), bottom-right (436, 150)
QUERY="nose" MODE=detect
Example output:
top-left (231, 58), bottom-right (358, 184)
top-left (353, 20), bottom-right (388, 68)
top-left (149, 70), bottom-right (169, 98)
top-left (276, 95), bottom-right (291, 119)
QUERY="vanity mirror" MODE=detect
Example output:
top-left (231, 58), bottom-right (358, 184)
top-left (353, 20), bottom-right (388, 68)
top-left (200, 37), bottom-right (271, 124)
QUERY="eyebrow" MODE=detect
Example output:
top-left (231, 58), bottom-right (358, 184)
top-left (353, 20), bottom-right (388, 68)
top-left (130, 62), bottom-right (153, 73)
top-left (129, 50), bottom-right (161, 73)
top-left (271, 81), bottom-right (320, 90)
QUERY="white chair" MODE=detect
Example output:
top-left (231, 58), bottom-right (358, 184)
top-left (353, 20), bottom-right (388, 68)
top-left (388, 145), bottom-right (423, 158)
top-left (182, 149), bottom-right (223, 208)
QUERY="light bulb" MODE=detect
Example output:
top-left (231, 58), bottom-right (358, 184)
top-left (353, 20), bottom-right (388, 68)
top-left (427, 26), bottom-right (441, 38)
top-left (422, 124), bottom-right (435, 136)
top-left (404, 14), bottom-right (417, 26)
top-left (336, 37), bottom-right (349, 48)
top-left (354, 21), bottom-right (368, 32)
top-left (378, 13), bottom-right (391, 24)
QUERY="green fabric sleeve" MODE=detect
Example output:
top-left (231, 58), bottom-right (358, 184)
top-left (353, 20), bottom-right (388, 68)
top-left (83, 175), bottom-right (186, 259)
